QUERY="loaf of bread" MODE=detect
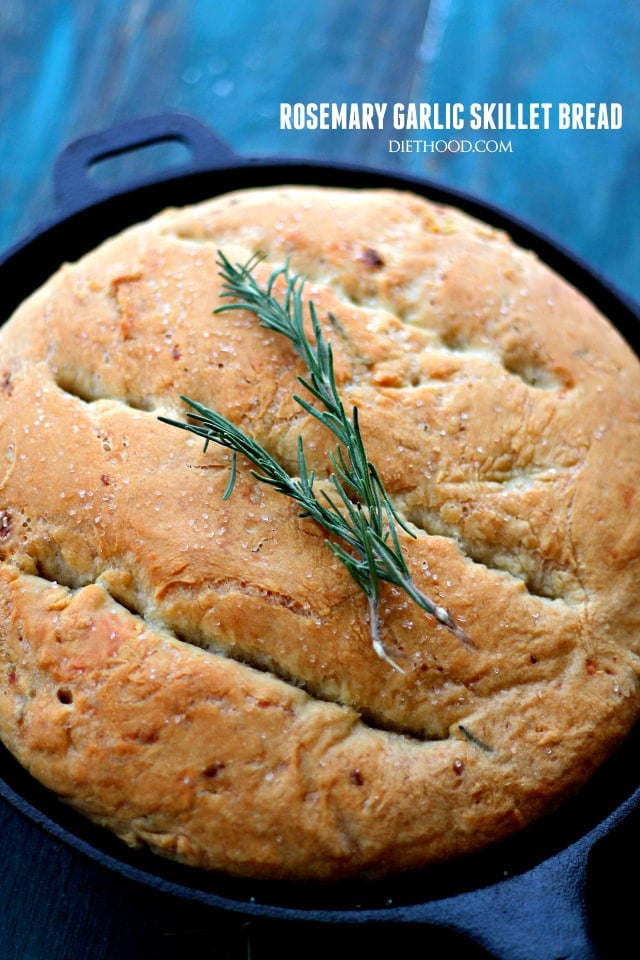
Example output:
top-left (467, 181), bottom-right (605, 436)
top-left (1, 185), bottom-right (639, 880)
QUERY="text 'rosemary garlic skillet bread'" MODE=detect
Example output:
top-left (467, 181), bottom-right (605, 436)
top-left (0, 185), bottom-right (639, 881)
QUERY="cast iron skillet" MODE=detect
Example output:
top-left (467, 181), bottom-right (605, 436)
top-left (1, 113), bottom-right (639, 960)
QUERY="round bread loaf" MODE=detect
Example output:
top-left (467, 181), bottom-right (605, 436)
top-left (1, 185), bottom-right (639, 880)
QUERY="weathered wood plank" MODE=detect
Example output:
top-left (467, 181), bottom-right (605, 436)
top-left (2, 0), bottom-right (636, 304)
top-left (0, 0), bottom-right (431, 248)
top-left (403, 0), bottom-right (640, 301)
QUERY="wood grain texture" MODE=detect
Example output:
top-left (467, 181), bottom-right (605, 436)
top-left (410, 0), bottom-right (640, 304)
top-left (0, 0), bottom-right (430, 250)
top-left (2, 0), bottom-right (636, 303)
top-left (0, 2), bottom-right (638, 957)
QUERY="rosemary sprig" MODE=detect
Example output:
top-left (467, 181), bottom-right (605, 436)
top-left (159, 252), bottom-right (472, 669)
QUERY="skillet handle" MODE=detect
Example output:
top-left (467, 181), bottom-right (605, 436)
top-left (53, 112), bottom-right (239, 217)
top-left (410, 841), bottom-right (597, 960)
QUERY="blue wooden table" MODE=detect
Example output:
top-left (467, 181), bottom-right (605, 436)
top-left (1, 3), bottom-right (639, 958)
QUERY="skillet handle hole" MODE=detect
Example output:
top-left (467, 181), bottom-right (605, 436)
top-left (88, 138), bottom-right (194, 190)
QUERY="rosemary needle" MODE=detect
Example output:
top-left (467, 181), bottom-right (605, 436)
top-left (159, 251), bottom-right (472, 669)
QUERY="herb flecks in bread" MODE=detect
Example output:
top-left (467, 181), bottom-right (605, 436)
top-left (0, 185), bottom-right (639, 880)
top-left (160, 251), bottom-right (471, 670)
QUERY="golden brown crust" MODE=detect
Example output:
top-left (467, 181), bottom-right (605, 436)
top-left (1, 185), bottom-right (639, 879)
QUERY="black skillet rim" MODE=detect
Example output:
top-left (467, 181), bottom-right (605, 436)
top-left (1, 148), bottom-right (640, 925)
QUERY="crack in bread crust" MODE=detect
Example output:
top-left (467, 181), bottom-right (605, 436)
top-left (50, 358), bottom-right (582, 604)
top-left (1, 185), bottom-right (640, 880)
